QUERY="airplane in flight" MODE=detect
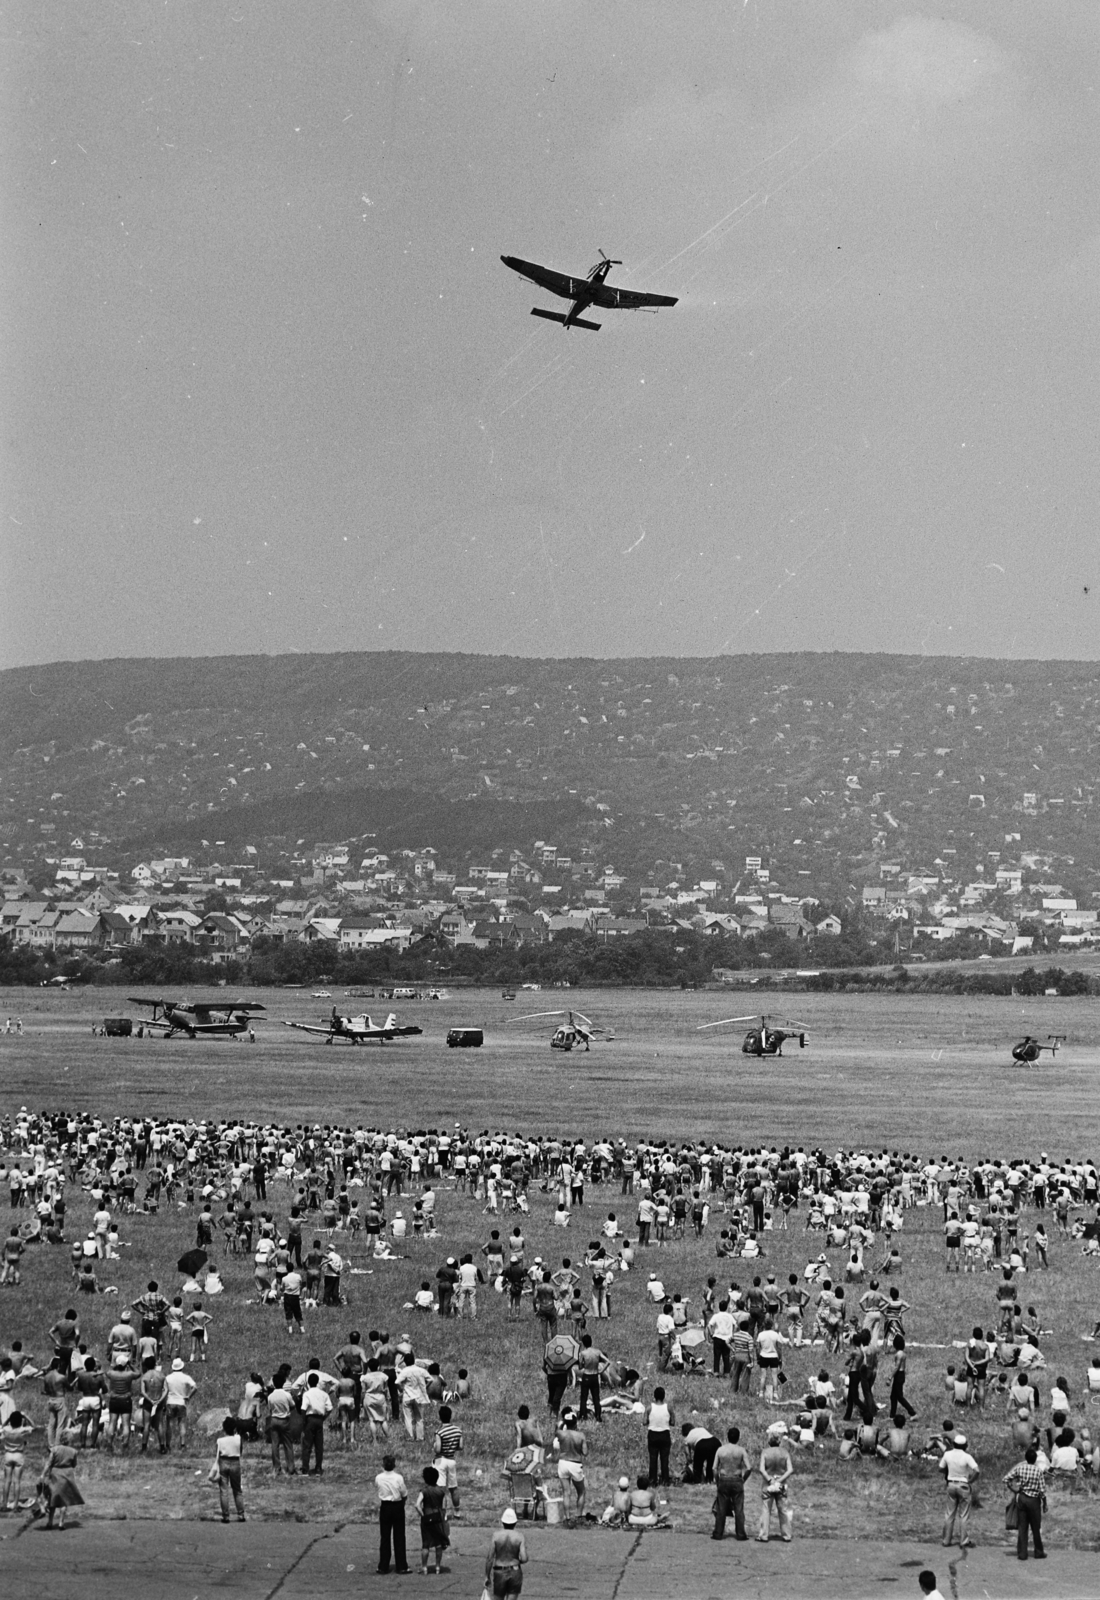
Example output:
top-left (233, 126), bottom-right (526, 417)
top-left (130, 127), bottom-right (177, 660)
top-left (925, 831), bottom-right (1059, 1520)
top-left (282, 1009), bottom-right (423, 1046)
top-left (128, 997), bottom-right (265, 1038)
top-left (500, 250), bottom-right (678, 331)
top-left (697, 1013), bottom-right (809, 1057)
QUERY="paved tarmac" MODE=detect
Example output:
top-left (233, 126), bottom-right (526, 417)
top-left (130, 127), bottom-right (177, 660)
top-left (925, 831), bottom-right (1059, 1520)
top-left (2, 1519), bottom-right (1098, 1600)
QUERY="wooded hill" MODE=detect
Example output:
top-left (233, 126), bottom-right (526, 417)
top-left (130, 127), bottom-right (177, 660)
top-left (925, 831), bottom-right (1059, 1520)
top-left (4, 652), bottom-right (1100, 896)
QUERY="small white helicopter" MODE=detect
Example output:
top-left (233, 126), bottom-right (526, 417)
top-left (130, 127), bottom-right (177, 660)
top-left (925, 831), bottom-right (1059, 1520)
top-left (507, 1008), bottom-right (615, 1052)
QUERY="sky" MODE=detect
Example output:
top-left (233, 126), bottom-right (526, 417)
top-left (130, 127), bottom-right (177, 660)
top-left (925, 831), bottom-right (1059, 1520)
top-left (3, 0), bottom-right (1099, 668)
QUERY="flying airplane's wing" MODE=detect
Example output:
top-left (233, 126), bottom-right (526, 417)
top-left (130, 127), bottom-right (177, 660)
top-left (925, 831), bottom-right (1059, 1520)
top-left (501, 256), bottom-right (586, 300)
top-left (592, 285), bottom-right (678, 310)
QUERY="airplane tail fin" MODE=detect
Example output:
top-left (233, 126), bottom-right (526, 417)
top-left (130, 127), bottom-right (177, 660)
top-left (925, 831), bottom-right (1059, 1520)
top-left (530, 308), bottom-right (601, 331)
top-left (385, 1012), bottom-right (397, 1030)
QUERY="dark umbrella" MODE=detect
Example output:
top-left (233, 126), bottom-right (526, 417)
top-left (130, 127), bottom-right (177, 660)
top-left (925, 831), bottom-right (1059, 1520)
top-left (177, 1247), bottom-right (208, 1277)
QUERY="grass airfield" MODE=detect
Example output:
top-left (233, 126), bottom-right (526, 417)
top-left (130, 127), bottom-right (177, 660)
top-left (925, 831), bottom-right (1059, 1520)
top-left (3, 984), bottom-right (1099, 1157)
top-left (1, 983), bottom-right (1099, 1559)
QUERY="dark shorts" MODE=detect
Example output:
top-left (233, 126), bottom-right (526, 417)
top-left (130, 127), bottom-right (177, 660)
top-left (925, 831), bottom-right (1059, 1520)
top-left (108, 1398), bottom-right (133, 1416)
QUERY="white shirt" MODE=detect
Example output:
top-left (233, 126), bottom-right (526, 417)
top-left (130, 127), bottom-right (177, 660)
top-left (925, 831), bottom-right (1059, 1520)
top-left (301, 1385), bottom-right (333, 1417)
top-left (940, 1447), bottom-right (979, 1485)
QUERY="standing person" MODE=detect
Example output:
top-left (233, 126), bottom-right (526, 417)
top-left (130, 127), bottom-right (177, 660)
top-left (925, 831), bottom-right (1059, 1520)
top-left (164, 1357), bottom-right (197, 1451)
top-left (39, 1439), bottom-right (83, 1529)
top-left (708, 1298), bottom-right (734, 1376)
top-left (552, 1410), bottom-right (587, 1519)
top-left (431, 1404), bottom-right (463, 1513)
top-left (730, 1319), bottom-right (754, 1394)
top-left (300, 1372), bottom-right (332, 1476)
top-left (939, 1432), bottom-right (979, 1548)
top-left (755, 1318), bottom-right (789, 1404)
top-left (1003, 1446), bottom-right (1047, 1561)
top-left (395, 1352), bottom-right (430, 1441)
top-left (576, 1334), bottom-right (608, 1422)
top-left (485, 1507), bottom-right (527, 1598)
top-left (757, 1424), bottom-right (794, 1543)
top-left (103, 1358), bottom-right (138, 1452)
top-left (711, 1425), bottom-right (753, 1541)
top-left (889, 1335), bottom-right (917, 1421)
top-left (214, 1416), bottom-right (246, 1522)
top-left (542, 1338), bottom-right (575, 1420)
top-left (416, 1465), bottom-right (449, 1575)
top-left (41, 1357), bottom-right (69, 1448)
top-left (0, 1410), bottom-right (34, 1511)
top-left (680, 1421), bottom-right (719, 1483)
top-left (267, 1371), bottom-right (296, 1474)
top-left (375, 1453), bottom-right (410, 1575)
top-left (644, 1386), bottom-right (675, 1487)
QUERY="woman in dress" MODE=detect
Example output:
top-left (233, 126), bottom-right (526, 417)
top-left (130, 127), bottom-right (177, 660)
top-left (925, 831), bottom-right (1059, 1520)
top-left (40, 1440), bottom-right (84, 1530)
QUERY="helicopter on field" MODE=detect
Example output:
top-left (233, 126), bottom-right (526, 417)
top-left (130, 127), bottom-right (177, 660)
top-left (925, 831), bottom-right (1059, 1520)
top-left (1009, 1034), bottom-right (1066, 1067)
top-left (696, 1013), bottom-right (809, 1057)
top-left (507, 1008), bottom-right (615, 1052)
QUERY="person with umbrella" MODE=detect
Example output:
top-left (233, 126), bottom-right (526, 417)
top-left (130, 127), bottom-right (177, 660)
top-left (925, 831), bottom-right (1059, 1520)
top-left (542, 1332), bottom-right (578, 1419)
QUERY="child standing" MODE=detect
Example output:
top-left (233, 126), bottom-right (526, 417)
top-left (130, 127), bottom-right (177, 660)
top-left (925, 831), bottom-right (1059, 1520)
top-left (186, 1300), bottom-right (212, 1363)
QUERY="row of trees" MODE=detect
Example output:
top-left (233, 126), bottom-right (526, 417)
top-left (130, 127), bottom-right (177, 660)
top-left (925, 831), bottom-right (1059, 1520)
top-left (4, 929), bottom-right (1098, 997)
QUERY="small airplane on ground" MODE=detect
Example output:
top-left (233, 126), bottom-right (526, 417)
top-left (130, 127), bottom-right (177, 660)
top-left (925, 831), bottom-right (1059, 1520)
top-left (697, 1013), bottom-right (809, 1057)
top-left (282, 1009), bottom-right (423, 1046)
top-left (1010, 1034), bottom-right (1066, 1067)
top-left (508, 1008), bottom-right (615, 1051)
top-left (128, 998), bottom-right (265, 1038)
top-left (500, 250), bottom-right (678, 331)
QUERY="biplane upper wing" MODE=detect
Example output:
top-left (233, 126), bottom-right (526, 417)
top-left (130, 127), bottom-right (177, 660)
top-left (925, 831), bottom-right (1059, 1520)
top-left (500, 256), bottom-right (586, 300)
top-left (593, 285), bottom-right (678, 310)
top-left (194, 1001), bottom-right (266, 1016)
top-left (128, 996), bottom-right (169, 1015)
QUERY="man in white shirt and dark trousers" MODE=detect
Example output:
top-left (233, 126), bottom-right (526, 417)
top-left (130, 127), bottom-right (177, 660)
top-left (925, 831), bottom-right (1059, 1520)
top-left (375, 1453), bottom-right (410, 1574)
top-left (300, 1371), bottom-right (332, 1476)
top-left (939, 1433), bottom-right (979, 1548)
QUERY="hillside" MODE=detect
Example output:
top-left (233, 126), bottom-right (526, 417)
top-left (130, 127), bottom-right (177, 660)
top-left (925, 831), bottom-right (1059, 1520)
top-left (3, 652), bottom-right (1100, 893)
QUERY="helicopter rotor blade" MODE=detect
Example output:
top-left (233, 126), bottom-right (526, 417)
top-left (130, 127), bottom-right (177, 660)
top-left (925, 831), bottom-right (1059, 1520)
top-left (696, 1015), bottom-right (759, 1031)
top-left (507, 1010), bottom-right (566, 1024)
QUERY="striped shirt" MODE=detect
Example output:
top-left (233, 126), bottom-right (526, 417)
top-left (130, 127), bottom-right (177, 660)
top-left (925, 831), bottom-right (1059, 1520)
top-left (433, 1422), bottom-right (463, 1458)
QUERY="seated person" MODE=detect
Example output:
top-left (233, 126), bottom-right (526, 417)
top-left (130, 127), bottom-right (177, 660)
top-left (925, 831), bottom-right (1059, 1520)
top-left (790, 1409), bottom-right (816, 1449)
top-left (885, 1415), bottom-right (911, 1457)
top-left (857, 1420), bottom-right (889, 1460)
top-left (602, 1366), bottom-right (643, 1414)
top-left (1017, 1334), bottom-right (1046, 1371)
top-left (1007, 1375), bottom-right (1036, 1415)
top-left (600, 1475), bottom-right (632, 1527)
top-left (839, 1427), bottom-right (859, 1460)
top-left (812, 1397), bottom-right (837, 1442)
top-left (1049, 1426), bottom-right (1081, 1479)
top-left (1011, 1407), bottom-right (1038, 1450)
top-left (627, 1474), bottom-right (663, 1527)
